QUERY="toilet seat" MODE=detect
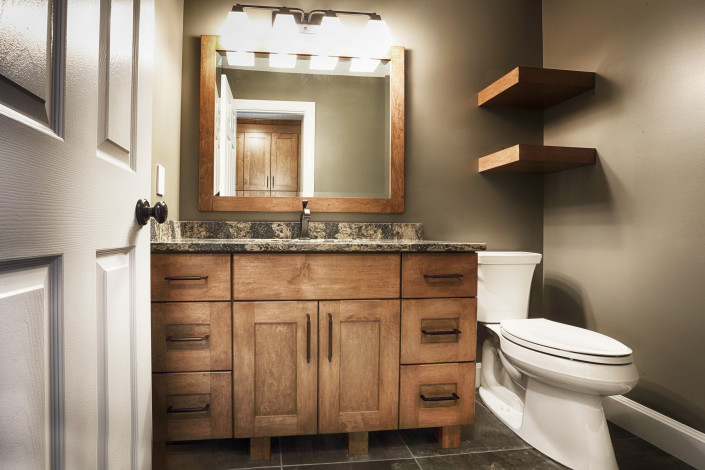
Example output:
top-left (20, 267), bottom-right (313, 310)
top-left (500, 318), bottom-right (634, 365)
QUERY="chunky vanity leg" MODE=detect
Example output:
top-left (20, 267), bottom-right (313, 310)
top-left (436, 425), bottom-right (461, 448)
top-left (250, 437), bottom-right (271, 461)
top-left (347, 431), bottom-right (369, 455)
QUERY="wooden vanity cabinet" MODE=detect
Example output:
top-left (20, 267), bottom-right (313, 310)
top-left (233, 301), bottom-right (319, 438)
top-left (151, 251), bottom-right (478, 462)
top-left (399, 253), bottom-right (478, 447)
top-left (151, 254), bottom-right (233, 468)
top-left (232, 253), bottom-right (401, 458)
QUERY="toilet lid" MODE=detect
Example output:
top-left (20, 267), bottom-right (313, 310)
top-left (500, 318), bottom-right (634, 365)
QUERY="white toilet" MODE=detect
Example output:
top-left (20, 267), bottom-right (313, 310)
top-left (477, 252), bottom-right (639, 470)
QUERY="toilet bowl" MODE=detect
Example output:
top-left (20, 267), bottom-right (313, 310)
top-left (477, 252), bottom-right (639, 470)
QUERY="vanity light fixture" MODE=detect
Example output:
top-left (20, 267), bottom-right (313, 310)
top-left (225, 4), bottom-right (393, 59)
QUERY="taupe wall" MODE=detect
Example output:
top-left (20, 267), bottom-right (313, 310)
top-left (178, 0), bottom-right (544, 261)
top-left (542, 0), bottom-right (705, 432)
top-left (152, 0), bottom-right (184, 219)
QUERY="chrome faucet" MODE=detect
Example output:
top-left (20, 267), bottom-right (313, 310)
top-left (299, 200), bottom-right (310, 239)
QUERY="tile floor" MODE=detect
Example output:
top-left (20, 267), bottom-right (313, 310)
top-left (165, 399), bottom-right (694, 469)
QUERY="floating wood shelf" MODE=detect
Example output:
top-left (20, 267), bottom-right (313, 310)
top-left (478, 67), bottom-right (595, 109)
top-left (478, 144), bottom-right (596, 174)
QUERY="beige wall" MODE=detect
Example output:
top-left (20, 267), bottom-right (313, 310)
top-left (543, 0), bottom-right (705, 432)
top-left (177, 0), bottom-right (544, 264)
top-left (152, 0), bottom-right (184, 219)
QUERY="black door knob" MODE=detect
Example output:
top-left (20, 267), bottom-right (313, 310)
top-left (135, 199), bottom-right (168, 226)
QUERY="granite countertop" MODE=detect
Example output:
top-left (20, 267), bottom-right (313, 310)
top-left (151, 221), bottom-right (486, 253)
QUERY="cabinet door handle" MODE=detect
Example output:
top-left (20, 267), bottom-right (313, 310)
top-left (164, 275), bottom-right (208, 281)
top-left (167, 404), bottom-right (210, 413)
top-left (266, 176), bottom-right (269, 188)
top-left (328, 313), bottom-right (333, 362)
top-left (423, 273), bottom-right (464, 279)
top-left (419, 393), bottom-right (460, 402)
top-left (421, 329), bottom-right (462, 336)
top-left (166, 334), bottom-right (210, 342)
top-left (306, 314), bottom-right (311, 363)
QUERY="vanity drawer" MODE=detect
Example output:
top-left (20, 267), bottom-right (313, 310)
top-left (402, 253), bottom-right (477, 298)
top-left (152, 254), bottom-right (231, 301)
top-left (399, 363), bottom-right (475, 429)
top-left (232, 253), bottom-right (400, 300)
top-left (153, 372), bottom-right (232, 442)
top-left (401, 298), bottom-right (476, 364)
top-left (151, 302), bottom-right (232, 373)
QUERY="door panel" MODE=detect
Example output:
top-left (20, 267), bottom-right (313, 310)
top-left (0, 261), bottom-right (58, 470)
top-left (233, 301), bottom-right (318, 438)
top-left (0, 0), bottom-right (57, 127)
top-left (318, 300), bottom-right (400, 434)
top-left (96, 251), bottom-right (133, 469)
top-left (98, 0), bottom-right (135, 163)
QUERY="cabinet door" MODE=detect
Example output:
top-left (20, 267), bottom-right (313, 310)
top-left (271, 132), bottom-right (299, 193)
top-left (233, 301), bottom-right (318, 437)
top-left (319, 300), bottom-right (400, 433)
top-left (241, 132), bottom-right (271, 191)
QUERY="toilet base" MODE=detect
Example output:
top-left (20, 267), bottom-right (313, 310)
top-left (481, 377), bottom-right (619, 470)
top-left (480, 332), bottom-right (620, 470)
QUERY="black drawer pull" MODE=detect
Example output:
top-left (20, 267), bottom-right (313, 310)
top-left (166, 334), bottom-right (209, 342)
top-left (167, 404), bottom-right (210, 413)
top-left (328, 313), bottom-right (333, 362)
top-left (420, 393), bottom-right (460, 402)
top-left (423, 273), bottom-right (464, 279)
top-left (306, 314), bottom-right (311, 363)
top-left (421, 329), bottom-right (462, 336)
top-left (164, 275), bottom-right (208, 281)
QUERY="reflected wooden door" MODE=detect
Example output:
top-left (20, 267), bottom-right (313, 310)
top-left (241, 132), bottom-right (271, 193)
top-left (318, 300), bottom-right (400, 434)
top-left (271, 132), bottom-right (299, 195)
top-left (0, 0), bottom-right (154, 468)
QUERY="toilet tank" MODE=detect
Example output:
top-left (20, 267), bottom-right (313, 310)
top-left (477, 252), bottom-right (542, 323)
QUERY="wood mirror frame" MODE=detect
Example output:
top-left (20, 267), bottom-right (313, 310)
top-left (198, 35), bottom-right (404, 213)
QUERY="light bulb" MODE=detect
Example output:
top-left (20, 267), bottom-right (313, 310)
top-left (271, 11), bottom-right (299, 53)
top-left (222, 10), bottom-right (256, 51)
top-left (360, 17), bottom-right (393, 58)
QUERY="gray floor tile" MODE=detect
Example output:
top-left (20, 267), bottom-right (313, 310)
top-left (399, 401), bottom-right (530, 457)
top-left (613, 437), bottom-right (695, 469)
top-left (166, 438), bottom-right (281, 469)
top-left (280, 431), bottom-right (412, 466)
top-left (416, 448), bottom-right (566, 470)
top-left (284, 459), bottom-right (421, 470)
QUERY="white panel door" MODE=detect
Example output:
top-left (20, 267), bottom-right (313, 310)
top-left (0, 0), bottom-right (155, 469)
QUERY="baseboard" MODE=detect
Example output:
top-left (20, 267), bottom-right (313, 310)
top-left (476, 362), bottom-right (705, 469)
top-left (604, 395), bottom-right (705, 469)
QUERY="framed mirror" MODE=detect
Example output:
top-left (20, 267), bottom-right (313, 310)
top-left (198, 35), bottom-right (404, 212)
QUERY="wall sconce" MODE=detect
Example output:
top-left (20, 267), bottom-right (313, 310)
top-left (222, 3), bottom-right (393, 60)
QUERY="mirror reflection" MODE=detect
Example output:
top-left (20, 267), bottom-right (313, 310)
top-left (214, 51), bottom-right (391, 199)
